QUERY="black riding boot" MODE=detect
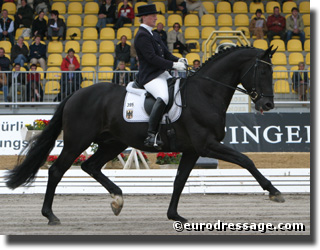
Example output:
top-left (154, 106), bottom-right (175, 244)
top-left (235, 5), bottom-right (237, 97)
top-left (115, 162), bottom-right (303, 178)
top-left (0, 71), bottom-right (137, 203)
top-left (144, 98), bottom-right (167, 149)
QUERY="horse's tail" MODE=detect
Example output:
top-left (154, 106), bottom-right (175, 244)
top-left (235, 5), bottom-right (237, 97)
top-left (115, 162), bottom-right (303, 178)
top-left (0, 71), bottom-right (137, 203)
top-left (5, 95), bottom-right (72, 190)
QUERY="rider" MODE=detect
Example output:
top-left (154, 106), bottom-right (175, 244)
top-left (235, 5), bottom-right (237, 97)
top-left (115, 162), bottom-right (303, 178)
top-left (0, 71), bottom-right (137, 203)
top-left (134, 4), bottom-right (187, 149)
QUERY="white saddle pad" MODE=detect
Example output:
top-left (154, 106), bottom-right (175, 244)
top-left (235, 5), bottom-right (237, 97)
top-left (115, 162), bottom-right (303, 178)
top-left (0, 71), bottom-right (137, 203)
top-left (123, 79), bottom-right (182, 123)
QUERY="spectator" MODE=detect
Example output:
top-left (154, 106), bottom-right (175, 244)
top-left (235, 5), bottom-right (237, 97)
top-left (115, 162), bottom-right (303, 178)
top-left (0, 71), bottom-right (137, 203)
top-left (0, 65), bottom-right (8, 101)
top-left (57, 63), bottom-right (82, 101)
top-left (292, 61), bottom-right (309, 101)
top-left (192, 59), bottom-right (200, 70)
top-left (0, 9), bottom-right (14, 45)
top-left (26, 63), bottom-right (43, 102)
top-left (130, 41), bottom-right (138, 70)
top-left (29, 34), bottom-right (46, 70)
top-left (0, 47), bottom-right (11, 71)
top-left (114, 35), bottom-right (130, 69)
top-left (112, 61), bottom-right (131, 86)
top-left (96, 0), bottom-right (116, 33)
top-left (11, 36), bottom-right (29, 67)
top-left (167, 22), bottom-right (189, 55)
top-left (61, 48), bottom-right (80, 71)
top-left (7, 63), bottom-right (27, 102)
top-left (168, 0), bottom-right (187, 16)
top-left (33, 0), bottom-right (51, 15)
top-left (286, 7), bottom-right (305, 47)
top-left (14, 0), bottom-right (34, 31)
top-left (267, 6), bottom-right (286, 43)
top-left (47, 10), bottom-right (66, 41)
top-left (32, 10), bottom-right (47, 40)
top-left (185, 0), bottom-right (208, 19)
top-left (249, 9), bottom-right (267, 40)
top-left (16, 0), bottom-right (33, 9)
top-left (153, 22), bottom-right (167, 48)
top-left (114, 0), bottom-right (134, 30)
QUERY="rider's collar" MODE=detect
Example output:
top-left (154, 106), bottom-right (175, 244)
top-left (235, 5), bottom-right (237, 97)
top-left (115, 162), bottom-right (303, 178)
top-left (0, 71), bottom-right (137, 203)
top-left (141, 24), bottom-right (153, 36)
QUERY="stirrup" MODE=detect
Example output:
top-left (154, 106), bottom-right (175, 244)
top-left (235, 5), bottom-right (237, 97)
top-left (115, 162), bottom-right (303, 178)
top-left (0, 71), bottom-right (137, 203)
top-left (144, 133), bottom-right (163, 150)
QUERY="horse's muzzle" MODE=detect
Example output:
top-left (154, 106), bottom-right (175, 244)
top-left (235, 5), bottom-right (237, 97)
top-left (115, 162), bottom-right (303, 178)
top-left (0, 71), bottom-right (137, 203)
top-left (255, 97), bottom-right (274, 112)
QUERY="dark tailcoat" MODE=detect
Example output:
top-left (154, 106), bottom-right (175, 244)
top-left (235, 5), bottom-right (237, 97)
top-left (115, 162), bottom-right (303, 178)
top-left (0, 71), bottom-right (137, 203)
top-left (134, 26), bottom-right (179, 87)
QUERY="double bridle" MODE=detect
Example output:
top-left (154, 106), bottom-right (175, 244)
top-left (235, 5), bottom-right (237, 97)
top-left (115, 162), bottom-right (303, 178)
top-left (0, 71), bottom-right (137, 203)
top-left (198, 57), bottom-right (274, 102)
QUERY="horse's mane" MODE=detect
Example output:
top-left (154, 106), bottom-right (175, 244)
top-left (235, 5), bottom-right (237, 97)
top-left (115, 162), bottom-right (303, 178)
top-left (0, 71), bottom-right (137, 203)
top-left (193, 45), bottom-right (258, 73)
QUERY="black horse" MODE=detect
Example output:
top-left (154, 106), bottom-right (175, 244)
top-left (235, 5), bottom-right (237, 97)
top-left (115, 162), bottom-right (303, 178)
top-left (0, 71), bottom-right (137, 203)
top-left (6, 46), bottom-right (285, 225)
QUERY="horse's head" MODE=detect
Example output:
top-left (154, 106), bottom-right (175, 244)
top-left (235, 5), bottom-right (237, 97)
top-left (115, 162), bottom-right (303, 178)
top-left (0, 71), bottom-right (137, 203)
top-left (241, 46), bottom-right (277, 113)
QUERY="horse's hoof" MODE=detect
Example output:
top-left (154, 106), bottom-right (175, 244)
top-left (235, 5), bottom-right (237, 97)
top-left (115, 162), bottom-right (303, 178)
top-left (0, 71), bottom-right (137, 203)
top-left (269, 192), bottom-right (285, 203)
top-left (168, 213), bottom-right (188, 224)
top-left (48, 220), bottom-right (61, 226)
top-left (110, 194), bottom-right (123, 216)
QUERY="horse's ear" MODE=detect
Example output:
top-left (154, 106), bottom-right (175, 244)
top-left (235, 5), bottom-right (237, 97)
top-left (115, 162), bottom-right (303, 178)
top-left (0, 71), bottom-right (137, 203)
top-left (263, 45), bottom-right (277, 58)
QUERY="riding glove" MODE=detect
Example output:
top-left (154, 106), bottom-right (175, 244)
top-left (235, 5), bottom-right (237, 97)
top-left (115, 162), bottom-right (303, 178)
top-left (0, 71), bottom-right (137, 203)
top-left (173, 62), bottom-right (186, 71)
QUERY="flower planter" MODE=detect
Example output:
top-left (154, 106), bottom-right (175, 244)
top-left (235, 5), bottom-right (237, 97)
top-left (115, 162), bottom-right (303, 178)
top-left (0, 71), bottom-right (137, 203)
top-left (21, 127), bottom-right (63, 141)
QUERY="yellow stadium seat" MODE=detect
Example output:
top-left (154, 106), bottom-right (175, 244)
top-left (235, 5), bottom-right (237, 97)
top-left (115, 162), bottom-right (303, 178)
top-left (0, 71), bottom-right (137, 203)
top-left (186, 53), bottom-right (201, 64)
top-left (302, 14), bottom-right (310, 27)
top-left (249, 2), bottom-right (265, 13)
top-left (218, 14), bottom-right (233, 27)
top-left (82, 41), bottom-right (97, 53)
top-left (66, 28), bottom-right (81, 40)
top-left (201, 27), bottom-right (215, 39)
top-left (218, 26), bottom-right (233, 36)
top-left (155, 14), bottom-right (166, 27)
top-left (282, 1), bottom-right (297, 14)
top-left (299, 1), bottom-right (310, 14)
top-left (67, 15), bottom-right (82, 27)
top-left (304, 26), bottom-right (310, 39)
top-left (0, 41), bottom-right (12, 53)
top-left (81, 67), bottom-right (96, 80)
top-left (289, 52), bottom-right (304, 65)
top-left (272, 52), bottom-right (287, 65)
top-left (14, 28), bottom-right (24, 40)
top-left (51, 2), bottom-right (66, 14)
top-left (47, 54), bottom-right (63, 67)
top-left (116, 27), bottom-right (132, 40)
top-left (172, 53), bottom-right (182, 58)
top-left (167, 14), bottom-right (183, 27)
top-left (235, 27), bottom-right (250, 38)
top-left (274, 80), bottom-right (290, 93)
top-left (233, 1), bottom-right (248, 14)
top-left (304, 39), bottom-right (310, 52)
top-left (99, 40), bottom-right (115, 53)
top-left (153, 2), bottom-right (166, 14)
top-left (84, 2), bottom-right (99, 14)
top-left (36, 67), bottom-right (44, 80)
top-left (81, 54), bottom-right (97, 67)
top-left (201, 14), bottom-right (216, 27)
top-left (99, 54), bottom-right (114, 67)
top-left (202, 1), bottom-right (215, 14)
top-left (234, 14), bottom-right (249, 27)
top-left (45, 81), bottom-right (60, 94)
top-left (185, 27), bottom-right (200, 40)
top-left (186, 40), bottom-right (200, 52)
top-left (83, 28), bottom-right (98, 40)
top-left (2, 2), bottom-right (16, 15)
top-left (48, 41), bottom-right (63, 53)
top-left (64, 40), bottom-right (80, 53)
top-left (253, 39), bottom-right (268, 50)
top-left (306, 52), bottom-right (310, 65)
top-left (266, 1), bottom-right (281, 14)
top-left (273, 66), bottom-right (289, 80)
top-left (270, 39), bottom-right (286, 52)
top-left (98, 67), bottom-right (114, 81)
top-left (83, 15), bottom-right (98, 27)
top-left (68, 2), bottom-right (83, 14)
top-left (46, 67), bottom-right (61, 80)
top-left (184, 14), bottom-right (199, 27)
top-left (100, 27), bottom-right (115, 40)
top-left (287, 40), bottom-right (302, 52)
top-left (289, 66), bottom-right (298, 79)
top-left (216, 1), bottom-right (231, 14)
top-left (81, 80), bottom-right (94, 88)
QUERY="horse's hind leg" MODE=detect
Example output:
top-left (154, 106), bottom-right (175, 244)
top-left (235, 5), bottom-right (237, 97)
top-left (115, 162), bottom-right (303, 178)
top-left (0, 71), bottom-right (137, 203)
top-left (81, 140), bottom-right (127, 216)
top-left (204, 141), bottom-right (285, 202)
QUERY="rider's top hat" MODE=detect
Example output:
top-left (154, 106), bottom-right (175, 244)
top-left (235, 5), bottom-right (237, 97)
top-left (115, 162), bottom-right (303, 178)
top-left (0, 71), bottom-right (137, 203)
top-left (136, 4), bottom-right (159, 17)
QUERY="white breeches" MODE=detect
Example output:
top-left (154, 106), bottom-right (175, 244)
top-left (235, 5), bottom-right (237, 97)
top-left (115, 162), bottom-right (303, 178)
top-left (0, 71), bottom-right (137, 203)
top-left (144, 71), bottom-right (171, 105)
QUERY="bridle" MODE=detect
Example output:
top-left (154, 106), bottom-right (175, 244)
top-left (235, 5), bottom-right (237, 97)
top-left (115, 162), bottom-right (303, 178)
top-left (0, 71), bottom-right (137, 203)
top-left (198, 57), bottom-right (274, 102)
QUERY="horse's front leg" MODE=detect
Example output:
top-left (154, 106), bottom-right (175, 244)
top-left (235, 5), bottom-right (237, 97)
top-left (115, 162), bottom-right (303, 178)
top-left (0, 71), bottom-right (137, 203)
top-left (203, 140), bottom-right (285, 203)
top-left (167, 150), bottom-right (199, 223)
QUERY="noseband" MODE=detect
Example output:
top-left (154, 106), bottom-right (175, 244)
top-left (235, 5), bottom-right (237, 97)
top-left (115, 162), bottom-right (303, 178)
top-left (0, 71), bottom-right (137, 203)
top-left (199, 57), bottom-right (274, 102)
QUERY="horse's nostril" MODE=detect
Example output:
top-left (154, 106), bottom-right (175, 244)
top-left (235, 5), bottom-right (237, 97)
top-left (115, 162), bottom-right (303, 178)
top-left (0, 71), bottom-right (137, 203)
top-left (265, 102), bottom-right (274, 109)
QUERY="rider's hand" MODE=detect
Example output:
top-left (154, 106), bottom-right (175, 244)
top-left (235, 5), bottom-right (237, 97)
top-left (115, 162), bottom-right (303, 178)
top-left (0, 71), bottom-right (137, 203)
top-left (178, 58), bottom-right (188, 66)
top-left (173, 62), bottom-right (186, 71)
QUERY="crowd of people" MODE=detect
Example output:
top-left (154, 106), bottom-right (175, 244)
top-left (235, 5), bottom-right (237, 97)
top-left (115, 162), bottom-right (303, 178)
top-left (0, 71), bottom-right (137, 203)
top-left (0, 0), bottom-right (310, 103)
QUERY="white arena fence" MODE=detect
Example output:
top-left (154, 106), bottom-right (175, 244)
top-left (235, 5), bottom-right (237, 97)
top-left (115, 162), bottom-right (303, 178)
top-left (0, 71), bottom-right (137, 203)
top-left (0, 168), bottom-right (310, 195)
top-left (0, 69), bottom-right (311, 105)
